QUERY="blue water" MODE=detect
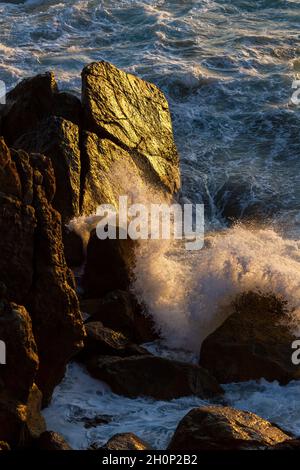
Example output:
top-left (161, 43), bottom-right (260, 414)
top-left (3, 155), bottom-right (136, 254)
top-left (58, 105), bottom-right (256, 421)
top-left (1, 0), bottom-right (300, 449)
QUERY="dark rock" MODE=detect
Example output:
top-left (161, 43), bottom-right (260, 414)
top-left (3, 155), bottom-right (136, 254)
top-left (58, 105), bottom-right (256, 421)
top-left (36, 431), bottom-right (72, 450)
top-left (77, 322), bottom-right (148, 361)
top-left (101, 433), bottom-right (152, 451)
top-left (168, 406), bottom-right (291, 451)
top-left (200, 292), bottom-right (299, 384)
top-left (82, 230), bottom-right (135, 298)
top-left (0, 72), bottom-right (80, 146)
top-left (63, 228), bottom-right (85, 268)
top-left (82, 415), bottom-right (111, 429)
top-left (82, 290), bottom-right (157, 343)
top-left (0, 139), bottom-right (85, 407)
top-left (273, 439), bottom-right (300, 450)
top-left (14, 116), bottom-right (81, 224)
top-left (0, 301), bottom-right (38, 403)
top-left (87, 355), bottom-right (223, 400)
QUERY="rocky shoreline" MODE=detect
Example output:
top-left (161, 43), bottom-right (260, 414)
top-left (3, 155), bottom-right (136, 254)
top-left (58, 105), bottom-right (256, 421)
top-left (0, 61), bottom-right (299, 451)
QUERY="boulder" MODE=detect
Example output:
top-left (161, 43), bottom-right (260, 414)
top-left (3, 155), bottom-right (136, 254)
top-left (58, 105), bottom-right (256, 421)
top-left (101, 433), bottom-right (152, 451)
top-left (200, 292), bottom-right (299, 384)
top-left (35, 431), bottom-right (72, 450)
top-left (82, 61), bottom-right (180, 198)
top-left (87, 355), bottom-right (223, 400)
top-left (168, 406), bottom-right (291, 450)
top-left (77, 322), bottom-right (147, 361)
top-left (82, 290), bottom-right (157, 343)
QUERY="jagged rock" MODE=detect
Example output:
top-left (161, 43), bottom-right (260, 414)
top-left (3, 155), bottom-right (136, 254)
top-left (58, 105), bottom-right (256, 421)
top-left (0, 72), bottom-right (81, 146)
top-left (0, 301), bottom-right (38, 403)
top-left (77, 322), bottom-right (147, 361)
top-left (82, 290), bottom-right (157, 343)
top-left (101, 433), bottom-right (152, 451)
top-left (200, 292), bottom-right (299, 384)
top-left (0, 139), bottom-right (85, 406)
top-left (14, 116), bottom-right (81, 224)
top-left (82, 61), bottom-right (180, 198)
top-left (87, 355), bottom-right (223, 400)
top-left (36, 431), bottom-right (72, 450)
top-left (168, 406), bottom-right (291, 450)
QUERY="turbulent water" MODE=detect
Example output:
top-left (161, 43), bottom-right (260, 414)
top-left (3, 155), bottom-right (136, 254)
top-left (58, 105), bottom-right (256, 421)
top-left (1, 0), bottom-right (300, 449)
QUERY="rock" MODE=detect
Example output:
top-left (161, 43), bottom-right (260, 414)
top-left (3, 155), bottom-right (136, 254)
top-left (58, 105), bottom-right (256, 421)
top-left (0, 72), bottom-right (81, 146)
top-left (168, 406), bottom-right (291, 451)
top-left (77, 322), bottom-right (148, 361)
top-left (273, 439), bottom-right (300, 450)
top-left (0, 442), bottom-right (10, 451)
top-left (81, 415), bottom-right (111, 429)
top-left (200, 292), bottom-right (299, 384)
top-left (36, 431), bottom-right (72, 450)
top-left (82, 61), bottom-right (180, 198)
top-left (82, 230), bottom-right (135, 297)
top-left (82, 290), bottom-right (157, 343)
top-left (0, 139), bottom-right (85, 406)
top-left (0, 300), bottom-right (45, 447)
top-left (0, 383), bottom-right (45, 448)
top-left (14, 116), bottom-right (81, 224)
top-left (101, 433), bottom-right (152, 451)
top-left (0, 301), bottom-right (38, 403)
top-left (63, 228), bottom-right (85, 268)
top-left (87, 355), bottom-right (223, 400)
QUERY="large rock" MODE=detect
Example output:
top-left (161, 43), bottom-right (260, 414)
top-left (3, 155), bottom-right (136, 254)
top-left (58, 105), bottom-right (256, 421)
top-left (82, 290), bottom-right (157, 343)
top-left (87, 355), bottom-right (223, 400)
top-left (0, 139), bottom-right (85, 406)
top-left (168, 406), bottom-right (291, 451)
top-left (82, 61), bottom-right (180, 199)
top-left (200, 292), bottom-right (299, 384)
top-left (80, 61), bottom-right (181, 298)
top-left (101, 433), bottom-right (152, 451)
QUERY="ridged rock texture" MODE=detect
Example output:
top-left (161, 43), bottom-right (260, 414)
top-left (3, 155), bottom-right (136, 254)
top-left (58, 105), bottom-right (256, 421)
top-left (0, 138), bottom-right (84, 447)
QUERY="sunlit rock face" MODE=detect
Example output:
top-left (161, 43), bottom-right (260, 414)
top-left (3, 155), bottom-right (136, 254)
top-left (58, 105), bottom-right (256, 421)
top-left (81, 60), bottom-right (180, 214)
top-left (168, 405), bottom-right (292, 450)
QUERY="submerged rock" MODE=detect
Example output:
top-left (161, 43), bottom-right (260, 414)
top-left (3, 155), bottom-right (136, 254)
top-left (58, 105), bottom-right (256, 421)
top-left (200, 292), bottom-right (299, 384)
top-left (87, 355), bottom-right (223, 400)
top-left (168, 405), bottom-right (291, 450)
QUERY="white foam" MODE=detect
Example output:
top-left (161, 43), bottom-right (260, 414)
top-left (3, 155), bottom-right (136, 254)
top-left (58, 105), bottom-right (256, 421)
top-left (133, 225), bottom-right (300, 353)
